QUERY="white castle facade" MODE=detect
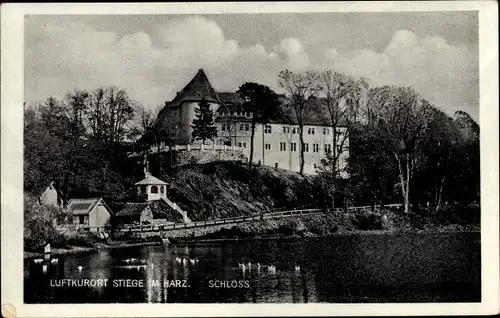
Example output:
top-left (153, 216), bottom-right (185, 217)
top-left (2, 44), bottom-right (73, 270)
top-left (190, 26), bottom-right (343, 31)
top-left (138, 69), bottom-right (349, 177)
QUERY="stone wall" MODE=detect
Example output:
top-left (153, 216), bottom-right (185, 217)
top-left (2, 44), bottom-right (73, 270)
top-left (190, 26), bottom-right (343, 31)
top-left (175, 150), bottom-right (246, 166)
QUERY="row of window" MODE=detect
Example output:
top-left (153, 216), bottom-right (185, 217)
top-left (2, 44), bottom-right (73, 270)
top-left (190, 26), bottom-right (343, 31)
top-left (219, 111), bottom-right (253, 117)
top-left (140, 185), bottom-right (165, 194)
top-left (221, 123), bottom-right (251, 131)
top-left (221, 124), bottom-right (345, 136)
top-left (278, 142), bottom-right (341, 153)
top-left (277, 126), bottom-right (344, 136)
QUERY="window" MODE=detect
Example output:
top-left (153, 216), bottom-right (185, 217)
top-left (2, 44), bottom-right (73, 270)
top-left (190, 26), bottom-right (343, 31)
top-left (238, 142), bottom-right (242, 147)
top-left (282, 126), bottom-right (290, 134)
top-left (292, 127), bottom-right (296, 134)
top-left (240, 123), bottom-right (244, 131)
top-left (265, 143), bottom-right (271, 150)
top-left (243, 143), bottom-right (247, 148)
top-left (140, 186), bottom-right (147, 194)
top-left (323, 128), bottom-right (329, 135)
top-left (151, 185), bottom-right (158, 194)
top-left (303, 143), bottom-right (309, 152)
top-left (313, 144), bottom-right (319, 152)
top-left (160, 186), bottom-right (164, 194)
top-left (291, 142), bottom-right (297, 151)
top-left (222, 124), bottom-right (226, 131)
top-left (264, 125), bottom-right (272, 134)
top-left (244, 123), bottom-right (249, 131)
top-left (324, 144), bottom-right (332, 153)
top-left (314, 164), bottom-right (317, 169)
top-left (280, 142), bottom-right (286, 151)
top-left (275, 163), bottom-right (279, 169)
top-left (79, 215), bottom-right (85, 225)
top-left (307, 127), bottom-right (315, 135)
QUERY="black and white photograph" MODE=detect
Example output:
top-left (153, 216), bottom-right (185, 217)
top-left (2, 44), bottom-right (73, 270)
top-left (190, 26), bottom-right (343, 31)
top-left (1, 2), bottom-right (499, 317)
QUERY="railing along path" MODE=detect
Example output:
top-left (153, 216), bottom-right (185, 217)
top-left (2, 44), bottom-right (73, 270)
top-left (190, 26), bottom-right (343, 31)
top-left (118, 203), bottom-right (402, 234)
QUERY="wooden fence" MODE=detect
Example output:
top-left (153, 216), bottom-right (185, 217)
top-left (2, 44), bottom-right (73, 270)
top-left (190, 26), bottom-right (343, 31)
top-left (117, 203), bottom-right (402, 234)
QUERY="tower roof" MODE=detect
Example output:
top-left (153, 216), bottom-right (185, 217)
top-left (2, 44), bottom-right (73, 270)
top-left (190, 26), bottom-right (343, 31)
top-left (135, 173), bottom-right (168, 186)
top-left (170, 69), bottom-right (221, 106)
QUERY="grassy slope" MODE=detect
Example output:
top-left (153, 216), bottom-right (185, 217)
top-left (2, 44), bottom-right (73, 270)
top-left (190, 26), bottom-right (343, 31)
top-left (161, 161), bottom-right (321, 221)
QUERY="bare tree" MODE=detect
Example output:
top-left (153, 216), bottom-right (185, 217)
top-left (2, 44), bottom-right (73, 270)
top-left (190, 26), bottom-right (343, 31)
top-left (86, 86), bottom-right (135, 143)
top-left (128, 104), bottom-right (162, 141)
top-left (277, 69), bottom-right (321, 175)
top-left (368, 86), bottom-right (429, 214)
top-left (315, 70), bottom-right (366, 207)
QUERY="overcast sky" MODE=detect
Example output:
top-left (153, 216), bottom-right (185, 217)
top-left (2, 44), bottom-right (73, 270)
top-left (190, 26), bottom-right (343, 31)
top-left (25, 12), bottom-right (479, 120)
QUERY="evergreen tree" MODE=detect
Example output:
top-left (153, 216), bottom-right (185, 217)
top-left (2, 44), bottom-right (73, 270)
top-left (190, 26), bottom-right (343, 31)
top-left (191, 98), bottom-right (217, 144)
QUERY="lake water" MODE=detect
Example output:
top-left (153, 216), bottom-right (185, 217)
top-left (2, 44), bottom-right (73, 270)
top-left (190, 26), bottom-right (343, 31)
top-left (24, 232), bottom-right (481, 303)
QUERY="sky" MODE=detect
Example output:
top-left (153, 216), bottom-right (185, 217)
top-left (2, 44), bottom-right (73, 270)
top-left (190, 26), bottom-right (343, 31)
top-left (25, 12), bottom-right (479, 120)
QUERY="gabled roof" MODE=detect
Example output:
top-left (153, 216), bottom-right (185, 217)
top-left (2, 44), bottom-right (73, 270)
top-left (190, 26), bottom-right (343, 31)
top-left (169, 69), bottom-right (221, 106)
top-left (149, 200), bottom-right (184, 223)
top-left (116, 202), bottom-right (150, 217)
top-left (135, 173), bottom-right (168, 186)
top-left (67, 197), bottom-right (113, 215)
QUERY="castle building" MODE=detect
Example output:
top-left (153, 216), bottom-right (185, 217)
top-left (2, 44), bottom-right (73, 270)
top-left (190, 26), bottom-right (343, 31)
top-left (142, 69), bottom-right (349, 177)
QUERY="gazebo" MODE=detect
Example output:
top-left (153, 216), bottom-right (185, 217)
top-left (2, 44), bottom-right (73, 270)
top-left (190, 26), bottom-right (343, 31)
top-left (135, 172), bottom-right (168, 201)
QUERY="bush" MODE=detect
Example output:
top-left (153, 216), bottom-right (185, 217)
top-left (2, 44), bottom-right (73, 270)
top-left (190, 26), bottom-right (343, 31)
top-left (350, 211), bottom-right (383, 230)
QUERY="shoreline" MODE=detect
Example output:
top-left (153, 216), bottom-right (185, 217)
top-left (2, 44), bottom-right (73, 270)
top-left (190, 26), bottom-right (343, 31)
top-left (24, 227), bottom-right (479, 259)
top-left (23, 240), bottom-right (161, 260)
top-left (172, 227), bottom-right (481, 244)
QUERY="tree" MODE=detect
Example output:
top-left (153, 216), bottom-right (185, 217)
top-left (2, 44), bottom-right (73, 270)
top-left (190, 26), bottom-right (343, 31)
top-left (278, 69), bottom-right (321, 175)
top-left (315, 70), bottom-right (366, 206)
top-left (367, 86), bottom-right (430, 214)
top-left (191, 98), bottom-right (217, 144)
top-left (237, 82), bottom-right (281, 169)
top-left (86, 86), bottom-right (135, 143)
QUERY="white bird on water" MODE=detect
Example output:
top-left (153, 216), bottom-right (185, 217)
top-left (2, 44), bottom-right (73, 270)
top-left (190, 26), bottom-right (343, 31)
top-left (77, 266), bottom-right (84, 272)
top-left (175, 257), bottom-right (182, 263)
top-left (182, 258), bottom-right (188, 266)
top-left (294, 265), bottom-right (300, 272)
top-left (268, 265), bottom-right (276, 273)
top-left (51, 258), bottom-right (58, 264)
top-left (42, 264), bottom-right (48, 273)
top-left (190, 259), bottom-right (195, 265)
top-left (34, 258), bottom-right (43, 264)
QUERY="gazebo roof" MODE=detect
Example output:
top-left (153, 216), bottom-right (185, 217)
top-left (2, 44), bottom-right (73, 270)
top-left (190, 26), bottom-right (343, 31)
top-left (135, 173), bottom-right (168, 186)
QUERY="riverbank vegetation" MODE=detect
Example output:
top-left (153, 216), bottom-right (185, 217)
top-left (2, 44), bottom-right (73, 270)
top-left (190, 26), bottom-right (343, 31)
top-left (23, 69), bottom-right (480, 253)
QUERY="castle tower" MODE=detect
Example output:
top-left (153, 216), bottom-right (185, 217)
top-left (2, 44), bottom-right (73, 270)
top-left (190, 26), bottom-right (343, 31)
top-left (159, 69), bottom-right (223, 144)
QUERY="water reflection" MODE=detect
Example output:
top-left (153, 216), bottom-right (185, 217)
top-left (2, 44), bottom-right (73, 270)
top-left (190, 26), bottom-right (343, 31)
top-left (24, 233), bottom-right (480, 303)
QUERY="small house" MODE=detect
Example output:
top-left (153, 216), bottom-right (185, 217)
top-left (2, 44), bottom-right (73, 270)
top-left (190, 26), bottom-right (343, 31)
top-left (67, 198), bottom-right (112, 231)
top-left (135, 172), bottom-right (168, 201)
top-left (115, 203), bottom-right (154, 225)
top-left (38, 181), bottom-right (66, 208)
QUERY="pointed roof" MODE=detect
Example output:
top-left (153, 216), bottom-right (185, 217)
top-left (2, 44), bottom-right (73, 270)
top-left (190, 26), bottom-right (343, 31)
top-left (135, 173), bottom-right (168, 186)
top-left (67, 197), bottom-right (113, 215)
top-left (115, 202), bottom-right (151, 217)
top-left (170, 69), bottom-right (221, 106)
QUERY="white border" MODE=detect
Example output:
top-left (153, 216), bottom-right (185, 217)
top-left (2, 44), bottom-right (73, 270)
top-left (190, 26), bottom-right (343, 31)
top-left (1, 2), bottom-right (498, 317)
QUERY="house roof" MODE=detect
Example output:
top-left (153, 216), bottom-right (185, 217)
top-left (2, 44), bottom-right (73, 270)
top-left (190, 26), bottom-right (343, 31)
top-left (169, 69), bottom-right (221, 106)
top-left (115, 203), bottom-right (150, 217)
top-left (135, 173), bottom-right (168, 186)
top-left (67, 198), bottom-right (113, 215)
top-left (149, 200), bottom-right (184, 223)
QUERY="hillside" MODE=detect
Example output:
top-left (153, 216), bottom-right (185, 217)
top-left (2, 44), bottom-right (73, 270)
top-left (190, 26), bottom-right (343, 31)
top-left (159, 161), bottom-right (322, 221)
